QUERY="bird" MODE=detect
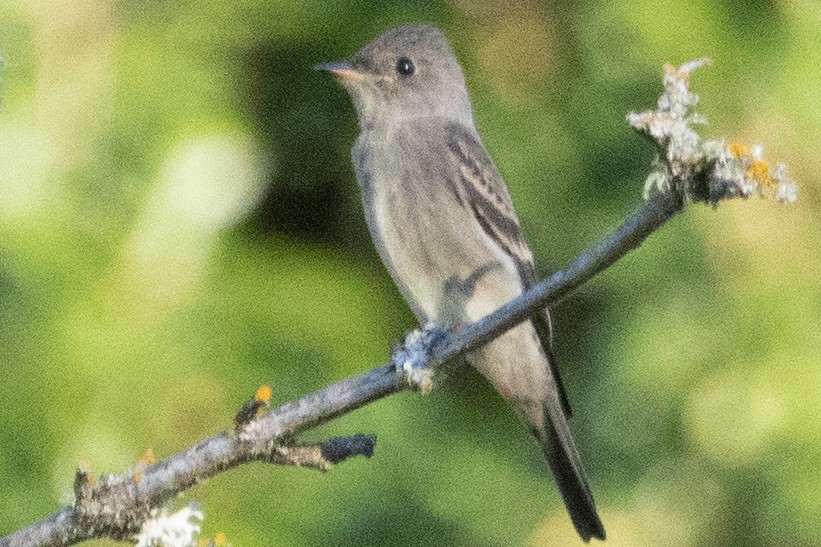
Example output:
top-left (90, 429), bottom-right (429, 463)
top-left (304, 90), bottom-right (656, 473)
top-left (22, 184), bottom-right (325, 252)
top-left (316, 24), bottom-right (605, 542)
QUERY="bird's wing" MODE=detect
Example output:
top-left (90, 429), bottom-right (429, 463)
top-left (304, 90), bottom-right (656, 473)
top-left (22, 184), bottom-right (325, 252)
top-left (445, 123), bottom-right (572, 417)
top-left (445, 123), bottom-right (603, 540)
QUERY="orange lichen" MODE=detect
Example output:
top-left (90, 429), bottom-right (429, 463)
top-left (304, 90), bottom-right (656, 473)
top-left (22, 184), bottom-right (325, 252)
top-left (747, 160), bottom-right (774, 185)
top-left (727, 141), bottom-right (752, 158)
top-left (133, 469), bottom-right (142, 482)
top-left (139, 448), bottom-right (157, 465)
top-left (197, 533), bottom-right (228, 547)
top-left (663, 63), bottom-right (689, 85)
top-left (747, 160), bottom-right (777, 198)
top-left (255, 384), bottom-right (272, 404)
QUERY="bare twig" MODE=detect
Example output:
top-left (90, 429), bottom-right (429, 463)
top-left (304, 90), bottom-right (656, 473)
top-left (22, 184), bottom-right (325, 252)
top-left (0, 60), bottom-right (797, 546)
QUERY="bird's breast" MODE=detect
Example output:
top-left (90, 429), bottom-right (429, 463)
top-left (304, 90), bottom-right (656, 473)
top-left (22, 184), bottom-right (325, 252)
top-left (355, 129), bottom-right (521, 327)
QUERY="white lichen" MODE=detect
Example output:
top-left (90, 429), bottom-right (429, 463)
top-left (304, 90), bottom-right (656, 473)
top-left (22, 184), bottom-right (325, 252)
top-left (628, 59), bottom-right (797, 205)
top-left (134, 506), bottom-right (204, 547)
top-left (392, 323), bottom-right (445, 394)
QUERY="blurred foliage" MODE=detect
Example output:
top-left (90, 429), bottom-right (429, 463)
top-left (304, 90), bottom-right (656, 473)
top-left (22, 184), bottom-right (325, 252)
top-left (0, 0), bottom-right (819, 545)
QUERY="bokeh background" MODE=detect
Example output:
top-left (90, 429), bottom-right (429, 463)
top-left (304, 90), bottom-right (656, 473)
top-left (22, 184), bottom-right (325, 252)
top-left (1, 1), bottom-right (818, 545)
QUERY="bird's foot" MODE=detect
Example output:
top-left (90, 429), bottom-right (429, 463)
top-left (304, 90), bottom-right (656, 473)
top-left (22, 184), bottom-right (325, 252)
top-left (392, 322), bottom-right (447, 394)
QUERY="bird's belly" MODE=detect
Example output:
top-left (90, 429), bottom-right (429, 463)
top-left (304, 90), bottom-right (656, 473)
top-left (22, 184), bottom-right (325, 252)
top-left (370, 187), bottom-right (521, 327)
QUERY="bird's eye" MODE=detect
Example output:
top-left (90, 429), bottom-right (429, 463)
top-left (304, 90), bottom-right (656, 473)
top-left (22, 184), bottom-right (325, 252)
top-left (396, 57), bottom-right (415, 76)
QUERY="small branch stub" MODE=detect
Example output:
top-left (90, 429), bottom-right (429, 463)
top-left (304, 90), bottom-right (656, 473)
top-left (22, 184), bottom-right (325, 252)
top-left (321, 433), bottom-right (376, 463)
top-left (265, 434), bottom-right (377, 471)
top-left (234, 384), bottom-right (273, 431)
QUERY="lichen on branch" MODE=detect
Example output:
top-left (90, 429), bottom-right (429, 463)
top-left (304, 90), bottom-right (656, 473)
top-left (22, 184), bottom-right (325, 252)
top-left (627, 59), bottom-right (798, 205)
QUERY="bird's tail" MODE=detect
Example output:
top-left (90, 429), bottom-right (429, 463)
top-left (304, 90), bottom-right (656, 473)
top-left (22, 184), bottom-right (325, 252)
top-left (535, 405), bottom-right (606, 543)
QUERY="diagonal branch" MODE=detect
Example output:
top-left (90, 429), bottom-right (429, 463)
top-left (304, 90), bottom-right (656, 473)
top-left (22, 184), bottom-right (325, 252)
top-left (0, 192), bottom-right (683, 547)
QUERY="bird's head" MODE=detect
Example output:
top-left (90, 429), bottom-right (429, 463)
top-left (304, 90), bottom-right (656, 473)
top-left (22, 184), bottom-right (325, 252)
top-left (316, 25), bottom-right (474, 130)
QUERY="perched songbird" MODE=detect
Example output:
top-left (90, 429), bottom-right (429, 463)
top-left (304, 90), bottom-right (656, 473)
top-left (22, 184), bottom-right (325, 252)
top-left (317, 24), bottom-right (605, 541)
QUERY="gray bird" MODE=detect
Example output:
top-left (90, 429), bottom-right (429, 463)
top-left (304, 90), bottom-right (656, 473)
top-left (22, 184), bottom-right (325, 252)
top-left (317, 24), bottom-right (605, 542)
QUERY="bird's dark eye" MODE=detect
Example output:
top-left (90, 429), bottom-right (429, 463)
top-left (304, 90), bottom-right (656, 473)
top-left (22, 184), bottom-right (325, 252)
top-left (396, 57), bottom-right (415, 76)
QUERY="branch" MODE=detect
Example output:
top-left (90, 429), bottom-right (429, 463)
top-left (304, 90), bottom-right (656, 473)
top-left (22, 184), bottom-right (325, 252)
top-left (1, 60), bottom-right (797, 547)
top-left (0, 194), bottom-right (684, 547)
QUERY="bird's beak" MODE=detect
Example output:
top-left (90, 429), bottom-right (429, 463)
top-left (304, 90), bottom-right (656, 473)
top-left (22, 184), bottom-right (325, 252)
top-left (314, 61), bottom-right (365, 82)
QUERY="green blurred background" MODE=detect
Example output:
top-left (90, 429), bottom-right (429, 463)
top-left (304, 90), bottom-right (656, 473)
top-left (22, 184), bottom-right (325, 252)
top-left (1, 1), bottom-right (819, 545)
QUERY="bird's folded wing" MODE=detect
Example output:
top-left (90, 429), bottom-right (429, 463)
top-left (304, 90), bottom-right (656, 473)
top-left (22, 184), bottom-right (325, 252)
top-left (445, 123), bottom-right (572, 417)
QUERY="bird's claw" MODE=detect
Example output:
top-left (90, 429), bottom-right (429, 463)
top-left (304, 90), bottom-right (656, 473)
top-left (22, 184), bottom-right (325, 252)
top-left (392, 323), bottom-right (447, 394)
